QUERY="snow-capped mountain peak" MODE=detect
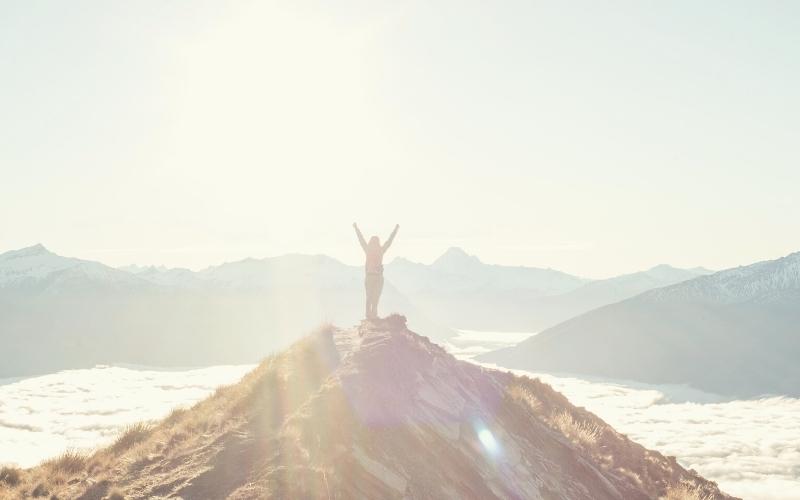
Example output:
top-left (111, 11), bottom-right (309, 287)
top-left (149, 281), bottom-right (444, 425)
top-left (0, 244), bottom-right (147, 292)
top-left (0, 244), bottom-right (77, 285)
top-left (0, 243), bottom-right (53, 260)
top-left (644, 251), bottom-right (800, 304)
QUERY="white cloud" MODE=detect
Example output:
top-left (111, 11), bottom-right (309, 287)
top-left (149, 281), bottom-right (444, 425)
top-left (523, 373), bottom-right (800, 500)
top-left (0, 364), bottom-right (253, 468)
top-left (457, 333), bottom-right (800, 500)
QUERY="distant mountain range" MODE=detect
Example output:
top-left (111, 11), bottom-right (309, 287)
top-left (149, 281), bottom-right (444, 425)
top-left (480, 252), bottom-right (800, 397)
top-left (0, 243), bottom-right (720, 378)
top-left (0, 244), bottom-right (151, 293)
top-left (386, 247), bottom-right (712, 332)
top-left (0, 245), bottom-right (451, 377)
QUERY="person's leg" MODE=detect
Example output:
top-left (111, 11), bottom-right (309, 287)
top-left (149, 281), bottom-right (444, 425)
top-left (364, 276), bottom-right (372, 318)
top-left (372, 274), bottom-right (384, 318)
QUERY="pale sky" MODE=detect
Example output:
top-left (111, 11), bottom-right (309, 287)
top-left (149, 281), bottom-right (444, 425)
top-left (1, 1), bottom-right (798, 279)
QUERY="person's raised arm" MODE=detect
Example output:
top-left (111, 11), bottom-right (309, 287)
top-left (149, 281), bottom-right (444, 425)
top-left (353, 223), bottom-right (367, 251)
top-left (382, 224), bottom-right (399, 252)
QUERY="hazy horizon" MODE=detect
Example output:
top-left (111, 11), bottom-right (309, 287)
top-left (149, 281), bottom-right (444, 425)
top-left (6, 239), bottom-right (783, 280)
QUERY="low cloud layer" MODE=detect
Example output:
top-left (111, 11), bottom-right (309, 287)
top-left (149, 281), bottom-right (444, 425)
top-left (522, 371), bottom-right (800, 500)
top-left (456, 330), bottom-right (800, 500)
top-left (0, 364), bottom-right (254, 468)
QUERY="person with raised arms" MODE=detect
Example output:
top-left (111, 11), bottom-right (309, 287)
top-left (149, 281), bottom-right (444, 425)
top-left (353, 222), bottom-right (399, 319)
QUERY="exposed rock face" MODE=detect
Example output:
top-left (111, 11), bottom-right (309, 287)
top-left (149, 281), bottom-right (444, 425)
top-left (28, 316), bottom-right (735, 500)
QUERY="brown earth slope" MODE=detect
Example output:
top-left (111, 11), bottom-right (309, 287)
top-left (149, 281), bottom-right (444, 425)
top-left (2, 315), bottom-right (736, 499)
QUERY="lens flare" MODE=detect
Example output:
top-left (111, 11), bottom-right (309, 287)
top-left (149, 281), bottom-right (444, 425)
top-left (478, 428), bottom-right (500, 456)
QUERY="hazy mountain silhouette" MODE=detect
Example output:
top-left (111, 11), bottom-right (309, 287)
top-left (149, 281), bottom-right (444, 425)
top-left (522, 264), bottom-right (715, 331)
top-left (480, 252), bottom-right (800, 397)
top-left (6, 317), bottom-right (736, 500)
top-left (0, 245), bottom-right (452, 377)
top-left (386, 248), bottom-right (711, 332)
top-left (0, 244), bottom-right (715, 377)
top-left (0, 244), bottom-right (153, 293)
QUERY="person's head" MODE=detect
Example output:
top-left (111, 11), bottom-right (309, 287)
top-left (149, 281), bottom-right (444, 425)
top-left (368, 236), bottom-right (381, 250)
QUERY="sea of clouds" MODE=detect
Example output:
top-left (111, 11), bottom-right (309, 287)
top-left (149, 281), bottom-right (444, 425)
top-left (0, 364), bottom-right (254, 468)
top-left (524, 371), bottom-right (800, 500)
top-left (1, 331), bottom-right (798, 499)
top-left (451, 330), bottom-right (800, 500)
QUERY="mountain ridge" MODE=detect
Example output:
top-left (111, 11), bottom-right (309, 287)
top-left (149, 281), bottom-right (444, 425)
top-left (386, 248), bottom-right (712, 332)
top-left (479, 250), bottom-right (800, 397)
top-left (640, 251), bottom-right (800, 305)
top-left (0, 244), bottom-right (152, 293)
top-left (2, 317), bottom-right (736, 500)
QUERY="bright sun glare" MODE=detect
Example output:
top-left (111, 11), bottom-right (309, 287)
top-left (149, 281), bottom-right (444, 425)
top-left (477, 427), bottom-right (501, 457)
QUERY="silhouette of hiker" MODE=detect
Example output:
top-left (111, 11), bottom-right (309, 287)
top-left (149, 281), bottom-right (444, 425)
top-left (353, 223), bottom-right (399, 319)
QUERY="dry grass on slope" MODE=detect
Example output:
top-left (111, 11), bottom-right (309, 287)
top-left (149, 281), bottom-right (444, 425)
top-left (0, 325), bottom-right (340, 500)
top-left (662, 483), bottom-right (717, 500)
top-left (505, 375), bottom-right (729, 500)
top-left (0, 467), bottom-right (22, 490)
